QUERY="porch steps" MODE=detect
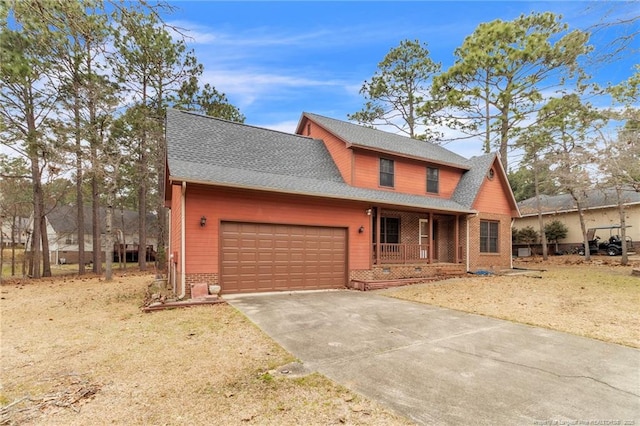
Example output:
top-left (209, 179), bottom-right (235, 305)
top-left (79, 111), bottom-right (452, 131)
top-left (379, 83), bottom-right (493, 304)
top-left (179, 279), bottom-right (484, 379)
top-left (350, 271), bottom-right (464, 291)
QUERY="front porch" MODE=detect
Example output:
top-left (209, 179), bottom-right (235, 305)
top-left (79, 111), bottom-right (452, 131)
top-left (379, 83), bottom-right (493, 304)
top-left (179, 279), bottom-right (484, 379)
top-left (370, 208), bottom-right (465, 265)
top-left (348, 208), bottom-right (468, 290)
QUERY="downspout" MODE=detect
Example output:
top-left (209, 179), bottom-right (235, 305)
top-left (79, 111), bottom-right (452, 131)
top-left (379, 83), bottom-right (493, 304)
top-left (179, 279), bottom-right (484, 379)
top-left (167, 206), bottom-right (175, 293)
top-left (179, 182), bottom-right (187, 299)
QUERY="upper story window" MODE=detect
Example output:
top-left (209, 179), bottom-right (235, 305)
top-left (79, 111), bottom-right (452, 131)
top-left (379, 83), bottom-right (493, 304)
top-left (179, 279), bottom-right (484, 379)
top-left (379, 158), bottom-right (394, 187)
top-left (480, 220), bottom-right (499, 253)
top-left (427, 167), bottom-right (439, 194)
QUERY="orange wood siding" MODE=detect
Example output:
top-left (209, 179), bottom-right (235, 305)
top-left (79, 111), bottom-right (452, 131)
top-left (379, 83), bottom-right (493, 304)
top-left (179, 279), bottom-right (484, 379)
top-left (437, 167), bottom-right (463, 198)
top-left (352, 150), bottom-right (463, 197)
top-left (473, 160), bottom-right (516, 216)
top-left (301, 118), bottom-right (353, 184)
top-left (184, 185), bottom-right (371, 275)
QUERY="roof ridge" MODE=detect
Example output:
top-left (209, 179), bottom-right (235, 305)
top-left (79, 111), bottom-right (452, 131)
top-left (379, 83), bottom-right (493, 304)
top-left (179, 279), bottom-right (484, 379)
top-left (169, 108), bottom-right (318, 141)
top-left (303, 111), bottom-right (443, 147)
top-left (300, 111), bottom-right (470, 168)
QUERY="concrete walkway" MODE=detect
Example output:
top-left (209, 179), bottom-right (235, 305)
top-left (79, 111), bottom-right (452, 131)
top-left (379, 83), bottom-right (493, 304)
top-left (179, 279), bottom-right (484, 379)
top-left (226, 290), bottom-right (640, 425)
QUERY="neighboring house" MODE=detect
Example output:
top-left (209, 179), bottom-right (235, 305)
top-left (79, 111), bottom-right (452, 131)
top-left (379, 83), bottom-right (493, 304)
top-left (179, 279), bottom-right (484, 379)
top-left (165, 109), bottom-right (520, 296)
top-left (1, 217), bottom-right (29, 248)
top-left (514, 188), bottom-right (640, 253)
top-left (31, 205), bottom-right (158, 265)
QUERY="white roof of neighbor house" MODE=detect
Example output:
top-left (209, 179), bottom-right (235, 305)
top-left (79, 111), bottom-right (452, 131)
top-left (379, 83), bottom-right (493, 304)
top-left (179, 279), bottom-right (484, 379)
top-left (518, 188), bottom-right (640, 216)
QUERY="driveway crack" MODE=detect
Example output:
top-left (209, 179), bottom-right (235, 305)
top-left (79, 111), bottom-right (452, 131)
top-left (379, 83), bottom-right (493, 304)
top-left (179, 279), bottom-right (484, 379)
top-left (442, 346), bottom-right (640, 398)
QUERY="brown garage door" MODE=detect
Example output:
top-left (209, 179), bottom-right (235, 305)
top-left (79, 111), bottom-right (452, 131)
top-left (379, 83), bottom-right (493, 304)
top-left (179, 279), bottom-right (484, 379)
top-left (220, 222), bottom-right (347, 293)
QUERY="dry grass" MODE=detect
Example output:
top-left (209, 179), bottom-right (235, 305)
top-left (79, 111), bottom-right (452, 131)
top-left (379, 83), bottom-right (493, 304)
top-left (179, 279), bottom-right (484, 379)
top-left (381, 256), bottom-right (640, 348)
top-left (1, 252), bottom-right (142, 279)
top-left (4, 256), bottom-right (638, 424)
top-left (0, 272), bottom-right (410, 425)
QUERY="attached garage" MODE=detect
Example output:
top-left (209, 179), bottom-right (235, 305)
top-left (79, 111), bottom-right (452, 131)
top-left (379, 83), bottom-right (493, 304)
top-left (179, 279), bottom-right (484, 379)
top-left (220, 222), bottom-right (347, 293)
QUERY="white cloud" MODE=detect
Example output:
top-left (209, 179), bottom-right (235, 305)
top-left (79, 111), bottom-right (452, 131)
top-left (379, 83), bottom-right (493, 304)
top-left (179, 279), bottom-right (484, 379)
top-left (167, 19), bottom-right (408, 49)
top-left (199, 68), bottom-right (348, 108)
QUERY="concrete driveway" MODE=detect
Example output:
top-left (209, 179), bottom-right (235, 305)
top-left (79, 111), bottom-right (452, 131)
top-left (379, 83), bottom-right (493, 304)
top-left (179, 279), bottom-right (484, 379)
top-left (226, 290), bottom-right (640, 425)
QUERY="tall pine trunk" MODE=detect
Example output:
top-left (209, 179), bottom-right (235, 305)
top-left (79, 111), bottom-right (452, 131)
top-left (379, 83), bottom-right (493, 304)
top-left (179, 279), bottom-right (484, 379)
top-left (87, 46), bottom-right (102, 274)
top-left (11, 214), bottom-right (17, 276)
top-left (40, 213), bottom-right (51, 276)
top-left (571, 191), bottom-right (591, 261)
top-left (155, 87), bottom-right (166, 274)
top-left (74, 91), bottom-right (86, 274)
top-left (29, 156), bottom-right (42, 278)
top-left (138, 82), bottom-right (148, 271)
top-left (138, 161), bottom-right (147, 270)
top-left (26, 86), bottom-right (43, 278)
top-left (534, 155), bottom-right (548, 259)
top-left (92, 171), bottom-right (101, 273)
top-left (105, 198), bottom-right (113, 281)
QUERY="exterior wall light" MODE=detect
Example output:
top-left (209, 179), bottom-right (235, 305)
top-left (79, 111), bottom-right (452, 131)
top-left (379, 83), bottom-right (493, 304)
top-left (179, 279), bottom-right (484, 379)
top-left (358, 226), bottom-right (365, 233)
top-left (200, 216), bottom-right (207, 227)
top-left (366, 208), bottom-right (372, 216)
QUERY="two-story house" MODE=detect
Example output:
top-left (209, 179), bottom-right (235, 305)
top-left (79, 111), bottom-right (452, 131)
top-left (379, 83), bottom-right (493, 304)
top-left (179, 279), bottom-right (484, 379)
top-left (165, 109), bottom-right (519, 297)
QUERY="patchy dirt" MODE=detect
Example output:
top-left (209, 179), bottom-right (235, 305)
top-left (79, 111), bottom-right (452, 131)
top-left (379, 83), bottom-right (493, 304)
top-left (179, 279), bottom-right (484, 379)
top-left (1, 273), bottom-right (410, 425)
top-left (382, 255), bottom-right (640, 348)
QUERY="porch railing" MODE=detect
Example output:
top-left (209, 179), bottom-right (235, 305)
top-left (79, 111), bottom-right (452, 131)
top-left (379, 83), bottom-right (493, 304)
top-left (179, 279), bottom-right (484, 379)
top-left (373, 243), bottom-right (430, 264)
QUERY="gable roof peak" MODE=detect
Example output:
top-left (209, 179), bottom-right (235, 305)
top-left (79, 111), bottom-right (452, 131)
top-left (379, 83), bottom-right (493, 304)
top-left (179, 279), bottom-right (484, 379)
top-left (298, 112), bottom-right (470, 169)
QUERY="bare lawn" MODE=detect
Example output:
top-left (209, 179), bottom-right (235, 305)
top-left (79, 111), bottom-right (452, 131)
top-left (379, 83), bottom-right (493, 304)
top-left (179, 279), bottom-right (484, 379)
top-left (2, 257), bottom-right (638, 425)
top-left (382, 255), bottom-right (640, 348)
top-left (0, 273), bottom-right (409, 425)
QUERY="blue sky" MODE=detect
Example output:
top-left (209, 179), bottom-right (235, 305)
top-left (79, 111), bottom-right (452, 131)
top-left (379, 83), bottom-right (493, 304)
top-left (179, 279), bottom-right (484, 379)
top-left (165, 1), bottom-right (638, 159)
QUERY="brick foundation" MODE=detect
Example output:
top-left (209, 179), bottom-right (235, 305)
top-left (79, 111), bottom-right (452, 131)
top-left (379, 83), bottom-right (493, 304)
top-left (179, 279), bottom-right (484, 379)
top-left (370, 263), bottom-right (464, 280)
top-left (349, 263), bottom-right (465, 290)
top-left (185, 273), bottom-right (219, 299)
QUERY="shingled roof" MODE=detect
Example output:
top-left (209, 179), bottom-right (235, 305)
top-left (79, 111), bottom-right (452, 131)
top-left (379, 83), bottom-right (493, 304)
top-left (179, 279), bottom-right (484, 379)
top-left (518, 188), bottom-right (640, 216)
top-left (452, 153), bottom-right (499, 209)
top-left (46, 204), bottom-right (157, 235)
top-left (166, 109), bottom-right (475, 214)
top-left (298, 112), bottom-right (470, 169)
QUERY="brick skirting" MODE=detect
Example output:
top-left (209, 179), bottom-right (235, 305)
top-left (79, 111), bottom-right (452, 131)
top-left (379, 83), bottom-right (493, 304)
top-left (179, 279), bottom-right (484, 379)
top-left (349, 263), bottom-right (465, 290)
top-left (185, 273), bottom-right (219, 299)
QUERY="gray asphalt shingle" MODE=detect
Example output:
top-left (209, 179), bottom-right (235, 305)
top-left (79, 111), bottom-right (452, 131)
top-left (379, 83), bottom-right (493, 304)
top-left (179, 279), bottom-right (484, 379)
top-left (518, 188), bottom-right (640, 216)
top-left (167, 109), bottom-right (343, 183)
top-left (300, 112), bottom-right (470, 168)
top-left (452, 153), bottom-right (498, 209)
top-left (166, 109), bottom-right (479, 214)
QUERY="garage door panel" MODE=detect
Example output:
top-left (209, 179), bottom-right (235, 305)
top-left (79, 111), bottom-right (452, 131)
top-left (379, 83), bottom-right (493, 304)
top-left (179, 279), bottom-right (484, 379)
top-left (290, 253), bottom-right (304, 262)
top-left (221, 222), bottom-right (347, 294)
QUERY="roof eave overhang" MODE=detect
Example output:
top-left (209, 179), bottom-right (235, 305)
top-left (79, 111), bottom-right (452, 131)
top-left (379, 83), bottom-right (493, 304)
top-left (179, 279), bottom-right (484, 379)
top-left (168, 175), bottom-right (475, 215)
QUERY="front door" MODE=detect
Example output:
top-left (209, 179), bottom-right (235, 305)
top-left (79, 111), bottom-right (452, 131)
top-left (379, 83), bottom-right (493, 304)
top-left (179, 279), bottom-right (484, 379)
top-left (419, 219), bottom-right (429, 259)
